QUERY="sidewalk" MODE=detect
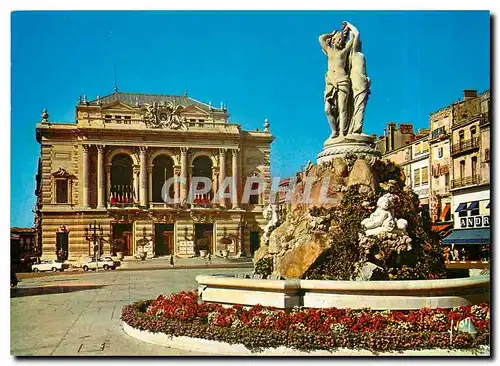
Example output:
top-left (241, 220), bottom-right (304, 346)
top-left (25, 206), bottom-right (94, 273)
top-left (118, 255), bottom-right (254, 271)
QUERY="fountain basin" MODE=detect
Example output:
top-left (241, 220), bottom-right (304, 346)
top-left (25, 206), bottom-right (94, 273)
top-left (196, 275), bottom-right (490, 310)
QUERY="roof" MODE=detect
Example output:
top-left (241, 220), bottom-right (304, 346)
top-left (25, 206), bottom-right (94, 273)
top-left (88, 92), bottom-right (225, 113)
top-left (442, 228), bottom-right (490, 245)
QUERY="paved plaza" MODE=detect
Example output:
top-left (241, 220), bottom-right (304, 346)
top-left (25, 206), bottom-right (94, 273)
top-left (11, 267), bottom-right (244, 356)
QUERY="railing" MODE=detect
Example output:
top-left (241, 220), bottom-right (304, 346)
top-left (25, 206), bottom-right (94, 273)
top-left (82, 116), bottom-right (240, 131)
top-left (431, 126), bottom-right (447, 140)
top-left (191, 194), bottom-right (217, 209)
top-left (451, 175), bottom-right (482, 189)
top-left (108, 202), bottom-right (138, 208)
top-left (109, 185), bottom-right (136, 207)
top-left (149, 202), bottom-right (177, 209)
top-left (451, 137), bottom-right (479, 155)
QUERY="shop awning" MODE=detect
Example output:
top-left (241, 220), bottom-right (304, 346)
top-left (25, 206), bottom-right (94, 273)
top-left (439, 203), bottom-right (451, 222)
top-left (431, 224), bottom-right (452, 232)
top-left (486, 202), bottom-right (490, 209)
top-left (455, 203), bottom-right (467, 212)
top-left (468, 201), bottom-right (479, 211)
top-left (442, 228), bottom-right (490, 245)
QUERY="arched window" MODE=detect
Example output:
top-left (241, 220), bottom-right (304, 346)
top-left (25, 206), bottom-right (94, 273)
top-left (152, 155), bottom-right (174, 202)
top-left (192, 156), bottom-right (213, 203)
top-left (110, 154), bottom-right (133, 205)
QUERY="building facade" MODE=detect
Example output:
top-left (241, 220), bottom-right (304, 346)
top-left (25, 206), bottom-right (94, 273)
top-left (443, 90), bottom-right (490, 261)
top-left (378, 122), bottom-right (430, 209)
top-left (35, 92), bottom-right (274, 262)
top-left (409, 136), bottom-right (430, 209)
top-left (428, 106), bottom-right (453, 231)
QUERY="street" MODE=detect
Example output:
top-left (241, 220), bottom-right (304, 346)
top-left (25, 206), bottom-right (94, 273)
top-left (10, 267), bottom-right (243, 356)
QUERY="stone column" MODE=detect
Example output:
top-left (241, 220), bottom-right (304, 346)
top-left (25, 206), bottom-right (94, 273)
top-left (139, 147), bottom-right (147, 206)
top-left (231, 148), bottom-right (240, 209)
top-left (97, 145), bottom-right (105, 209)
top-left (81, 144), bottom-right (89, 208)
top-left (174, 166), bottom-right (181, 206)
top-left (105, 163), bottom-right (112, 205)
top-left (133, 165), bottom-right (140, 203)
top-left (212, 168), bottom-right (219, 202)
top-left (219, 149), bottom-right (226, 207)
top-left (180, 148), bottom-right (189, 205)
top-left (147, 165), bottom-right (153, 205)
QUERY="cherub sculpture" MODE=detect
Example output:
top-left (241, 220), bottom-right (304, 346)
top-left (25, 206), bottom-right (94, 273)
top-left (361, 193), bottom-right (407, 237)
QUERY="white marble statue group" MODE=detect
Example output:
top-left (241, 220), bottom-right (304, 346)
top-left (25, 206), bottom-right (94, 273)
top-left (319, 21), bottom-right (370, 139)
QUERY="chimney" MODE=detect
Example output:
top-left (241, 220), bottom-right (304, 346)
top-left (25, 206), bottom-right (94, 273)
top-left (463, 89), bottom-right (477, 100)
top-left (387, 122), bottom-right (396, 151)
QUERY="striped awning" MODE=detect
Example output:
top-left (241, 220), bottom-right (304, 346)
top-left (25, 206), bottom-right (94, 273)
top-left (455, 203), bottom-right (467, 212)
top-left (468, 201), bottom-right (479, 211)
top-left (442, 228), bottom-right (490, 245)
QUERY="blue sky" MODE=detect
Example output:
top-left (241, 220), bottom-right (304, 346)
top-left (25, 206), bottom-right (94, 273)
top-left (11, 11), bottom-right (490, 227)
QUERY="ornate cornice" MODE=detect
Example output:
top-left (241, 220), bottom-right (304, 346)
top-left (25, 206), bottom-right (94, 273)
top-left (141, 101), bottom-right (188, 130)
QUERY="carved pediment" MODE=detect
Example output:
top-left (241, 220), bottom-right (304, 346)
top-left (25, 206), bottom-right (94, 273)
top-left (101, 100), bottom-right (137, 111)
top-left (181, 104), bottom-right (212, 116)
top-left (52, 168), bottom-right (74, 179)
top-left (141, 101), bottom-right (188, 130)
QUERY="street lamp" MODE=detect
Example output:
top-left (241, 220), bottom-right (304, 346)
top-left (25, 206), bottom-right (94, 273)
top-left (84, 221), bottom-right (104, 273)
top-left (238, 220), bottom-right (248, 257)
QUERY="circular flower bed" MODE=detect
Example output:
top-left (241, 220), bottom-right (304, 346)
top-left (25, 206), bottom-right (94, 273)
top-left (121, 291), bottom-right (490, 353)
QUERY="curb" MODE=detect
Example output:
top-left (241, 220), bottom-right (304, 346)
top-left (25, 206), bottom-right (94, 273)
top-left (16, 263), bottom-right (253, 279)
top-left (117, 263), bottom-right (253, 271)
top-left (122, 322), bottom-right (490, 356)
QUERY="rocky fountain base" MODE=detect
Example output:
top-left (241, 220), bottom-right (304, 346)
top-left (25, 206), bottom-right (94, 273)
top-left (197, 155), bottom-right (490, 310)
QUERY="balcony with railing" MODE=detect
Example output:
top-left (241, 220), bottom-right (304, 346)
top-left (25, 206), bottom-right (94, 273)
top-left (431, 126), bottom-right (447, 140)
top-left (451, 137), bottom-right (479, 156)
top-left (451, 174), bottom-right (482, 189)
top-left (82, 115), bottom-right (241, 133)
top-left (108, 185), bottom-right (138, 208)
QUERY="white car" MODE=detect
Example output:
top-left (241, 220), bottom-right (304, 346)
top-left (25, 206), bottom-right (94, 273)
top-left (32, 260), bottom-right (69, 273)
top-left (82, 257), bottom-right (117, 271)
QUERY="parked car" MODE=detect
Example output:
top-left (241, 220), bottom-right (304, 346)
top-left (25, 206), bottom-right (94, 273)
top-left (82, 257), bottom-right (117, 271)
top-left (32, 259), bottom-right (69, 273)
top-left (100, 256), bottom-right (121, 268)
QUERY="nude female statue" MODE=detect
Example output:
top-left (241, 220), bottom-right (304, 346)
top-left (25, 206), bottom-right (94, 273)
top-left (342, 21), bottom-right (370, 135)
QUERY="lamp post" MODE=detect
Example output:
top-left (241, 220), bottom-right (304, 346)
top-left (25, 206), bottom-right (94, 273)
top-left (238, 219), bottom-right (248, 257)
top-left (84, 221), bottom-right (103, 273)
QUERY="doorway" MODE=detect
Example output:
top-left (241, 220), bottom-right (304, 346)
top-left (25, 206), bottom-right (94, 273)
top-left (154, 223), bottom-right (174, 256)
top-left (194, 223), bottom-right (213, 255)
top-left (250, 231), bottom-right (260, 255)
top-left (112, 223), bottom-right (133, 256)
top-left (56, 232), bottom-right (69, 260)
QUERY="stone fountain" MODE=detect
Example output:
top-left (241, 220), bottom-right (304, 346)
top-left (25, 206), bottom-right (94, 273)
top-left (196, 21), bottom-right (489, 310)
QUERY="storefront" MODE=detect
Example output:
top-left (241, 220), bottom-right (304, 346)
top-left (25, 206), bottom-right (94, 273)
top-left (442, 228), bottom-right (490, 262)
